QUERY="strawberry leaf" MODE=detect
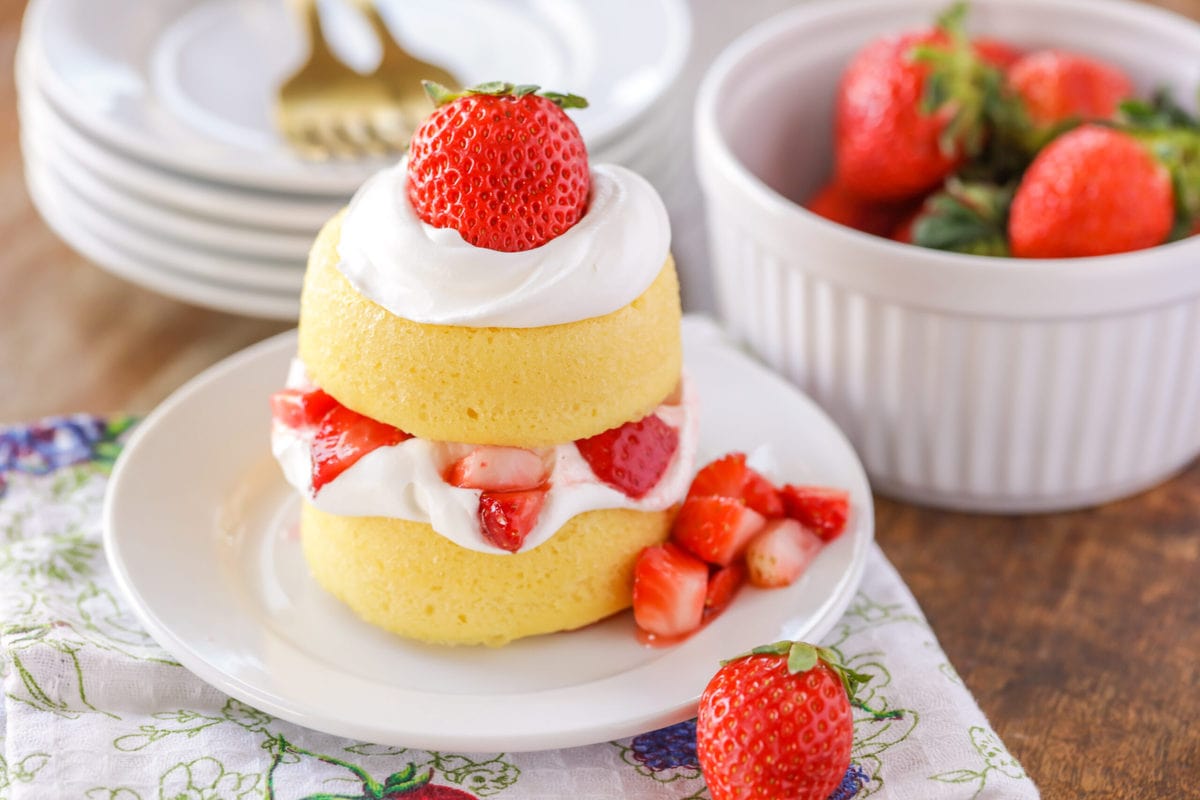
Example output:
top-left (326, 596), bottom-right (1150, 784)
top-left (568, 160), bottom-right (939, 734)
top-left (540, 91), bottom-right (589, 110)
top-left (911, 178), bottom-right (1013, 255)
top-left (422, 80), bottom-right (588, 110)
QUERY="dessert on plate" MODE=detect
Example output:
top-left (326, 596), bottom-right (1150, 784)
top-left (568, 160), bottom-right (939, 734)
top-left (270, 82), bottom-right (695, 646)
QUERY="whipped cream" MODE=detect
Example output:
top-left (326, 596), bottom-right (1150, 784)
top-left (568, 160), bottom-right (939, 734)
top-left (272, 361), bottom-right (699, 555)
top-left (336, 162), bottom-right (671, 327)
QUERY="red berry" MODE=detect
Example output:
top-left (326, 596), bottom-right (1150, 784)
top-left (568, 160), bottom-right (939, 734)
top-left (477, 488), bottom-right (547, 552)
top-left (576, 415), bottom-right (679, 499)
top-left (686, 452), bottom-right (748, 500)
top-left (703, 563), bottom-right (746, 621)
top-left (743, 468), bottom-right (784, 518)
top-left (1007, 50), bottom-right (1133, 128)
top-left (697, 642), bottom-right (864, 800)
top-left (1009, 125), bottom-right (1173, 258)
top-left (835, 30), bottom-right (964, 201)
top-left (805, 181), bottom-right (917, 237)
top-left (632, 543), bottom-right (708, 637)
top-left (444, 446), bottom-right (547, 492)
top-left (270, 388), bottom-right (338, 429)
top-left (780, 485), bottom-right (852, 542)
top-left (672, 496), bottom-right (766, 567)
top-left (745, 519), bottom-right (824, 588)
top-left (406, 86), bottom-right (589, 252)
top-left (972, 37), bottom-right (1023, 69)
top-left (311, 405), bottom-right (411, 493)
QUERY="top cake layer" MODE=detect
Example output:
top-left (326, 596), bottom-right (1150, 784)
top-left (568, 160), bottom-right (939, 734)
top-left (298, 211), bottom-right (682, 446)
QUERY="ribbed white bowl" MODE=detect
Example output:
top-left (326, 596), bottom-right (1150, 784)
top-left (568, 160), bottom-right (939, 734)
top-left (695, 0), bottom-right (1200, 512)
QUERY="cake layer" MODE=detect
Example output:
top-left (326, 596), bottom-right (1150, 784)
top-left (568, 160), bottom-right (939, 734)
top-left (301, 502), bottom-right (673, 646)
top-left (298, 212), bottom-right (683, 446)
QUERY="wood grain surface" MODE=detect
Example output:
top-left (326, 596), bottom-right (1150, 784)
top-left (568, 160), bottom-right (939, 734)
top-left (2, 2), bottom-right (1198, 797)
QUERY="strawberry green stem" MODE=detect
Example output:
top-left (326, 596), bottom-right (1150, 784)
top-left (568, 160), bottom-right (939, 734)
top-left (422, 80), bottom-right (588, 110)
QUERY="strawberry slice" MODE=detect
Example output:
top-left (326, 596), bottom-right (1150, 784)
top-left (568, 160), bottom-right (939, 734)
top-left (445, 446), bottom-right (547, 492)
top-left (632, 543), bottom-right (708, 637)
top-left (270, 388), bottom-right (338, 429)
top-left (311, 405), bottom-right (411, 493)
top-left (743, 468), bottom-right (784, 518)
top-left (672, 496), bottom-right (766, 567)
top-left (686, 452), bottom-right (747, 500)
top-left (780, 486), bottom-right (851, 542)
top-left (745, 519), bottom-right (824, 588)
top-left (576, 415), bottom-right (679, 499)
top-left (478, 488), bottom-right (547, 552)
top-left (703, 562), bottom-right (746, 621)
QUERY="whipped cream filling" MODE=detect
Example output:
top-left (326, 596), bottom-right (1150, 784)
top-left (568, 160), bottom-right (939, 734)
top-left (272, 360), bottom-right (699, 555)
top-left (336, 162), bottom-right (671, 327)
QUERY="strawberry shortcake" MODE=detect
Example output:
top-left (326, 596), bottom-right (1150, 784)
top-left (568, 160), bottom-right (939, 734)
top-left (270, 83), bottom-right (696, 646)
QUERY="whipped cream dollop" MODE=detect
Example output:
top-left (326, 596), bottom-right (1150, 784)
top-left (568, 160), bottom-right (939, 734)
top-left (272, 360), bottom-right (699, 555)
top-left (336, 162), bottom-right (671, 327)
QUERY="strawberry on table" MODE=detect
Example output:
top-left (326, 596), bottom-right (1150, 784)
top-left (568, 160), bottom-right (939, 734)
top-left (406, 81), bottom-right (589, 252)
top-left (697, 641), bottom-right (869, 800)
top-left (745, 519), bottom-right (824, 588)
top-left (633, 543), bottom-right (709, 637)
top-left (311, 405), bottom-right (411, 493)
top-left (576, 415), bottom-right (679, 499)
top-left (477, 487), bottom-right (547, 552)
top-left (672, 496), bottom-right (766, 567)
top-left (780, 485), bottom-right (851, 541)
top-left (1008, 124), bottom-right (1176, 258)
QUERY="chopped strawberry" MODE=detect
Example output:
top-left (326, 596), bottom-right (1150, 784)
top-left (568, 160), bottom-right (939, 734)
top-left (745, 520), bottom-right (824, 588)
top-left (672, 496), bottom-right (766, 567)
top-left (576, 415), bottom-right (679, 499)
top-left (780, 486), bottom-right (852, 542)
top-left (445, 446), bottom-right (548, 492)
top-left (477, 488), bottom-right (547, 552)
top-left (311, 405), bottom-right (411, 493)
top-left (743, 469), bottom-right (784, 518)
top-left (687, 452), bottom-right (748, 500)
top-left (270, 388), bottom-right (338, 429)
top-left (633, 543), bottom-right (708, 637)
top-left (704, 563), bottom-right (746, 621)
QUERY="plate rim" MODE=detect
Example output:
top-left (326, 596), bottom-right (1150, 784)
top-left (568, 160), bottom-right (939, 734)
top-left (103, 320), bottom-right (875, 750)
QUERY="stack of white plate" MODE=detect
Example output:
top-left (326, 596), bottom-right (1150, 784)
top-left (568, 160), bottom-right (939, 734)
top-left (16, 0), bottom-right (691, 320)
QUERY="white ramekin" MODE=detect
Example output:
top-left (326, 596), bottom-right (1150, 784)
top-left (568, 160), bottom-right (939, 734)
top-left (695, 0), bottom-right (1200, 513)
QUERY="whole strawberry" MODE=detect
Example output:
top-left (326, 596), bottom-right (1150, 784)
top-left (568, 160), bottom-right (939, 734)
top-left (407, 81), bottom-right (590, 252)
top-left (1006, 50), bottom-right (1133, 130)
top-left (697, 641), bottom-right (868, 800)
top-left (1008, 124), bottom-right (1174, 258)
top-left (835, 5), bottom-right (1009, 201)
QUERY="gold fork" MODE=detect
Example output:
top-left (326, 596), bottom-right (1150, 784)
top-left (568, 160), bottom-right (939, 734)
top-left (274, 0), bottom-right (456, 160)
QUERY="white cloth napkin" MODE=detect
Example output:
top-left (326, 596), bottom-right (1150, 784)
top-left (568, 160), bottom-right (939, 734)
top-left (0, 416), bottom-right (1038, 799)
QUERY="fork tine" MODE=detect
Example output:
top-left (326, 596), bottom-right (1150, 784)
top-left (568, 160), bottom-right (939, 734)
top-left (344, 116), bottom-right (389, 158)
top-left (295, 122), bottom-right (333, 161)
top-left (323, 120), bottom-right (366, 160)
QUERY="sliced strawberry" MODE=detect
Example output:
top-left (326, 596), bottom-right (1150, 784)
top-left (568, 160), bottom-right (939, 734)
top-left (477, 488), bottom-right (547, 552)
top-left (780, 485), bottom-right (852, 542)
top-left (632, 543), bottom-right (708, 637)
top-left (687, 452), bottom-right (747, 501)
top-left (576, 415), bottom-right (679, 499)
top-left (445, 446), bottom-right (548, 492)
top-left (745, 519), bottom-right (824, 588)
top-left (743, 469), bottom-right (784, 518)
top-left (703, 562), bottom-right (746, 621)
top-left (270, 388), bottom-right (338, 429)
top-left (672, 496), bottom-right (766, 567)
top-left (311, 405), bottom-right (411, 493)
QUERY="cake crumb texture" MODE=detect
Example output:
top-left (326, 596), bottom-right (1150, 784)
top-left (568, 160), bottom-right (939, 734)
top-left (301, 501), bottom-right (673, 646)
top-left (298, 211), bottom-right (683, 447)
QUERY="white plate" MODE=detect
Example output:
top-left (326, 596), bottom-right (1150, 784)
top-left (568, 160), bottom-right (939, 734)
top-left (26, 0), bottom-right (691, 194)
top-left (25, 156), bottom-right (301, 320)
top-left (103, 318), bottom-right (874, 751)
top-left (23, 149), bottom-right (305, 294)
top-left (15, 52), bottom-right (343, 232)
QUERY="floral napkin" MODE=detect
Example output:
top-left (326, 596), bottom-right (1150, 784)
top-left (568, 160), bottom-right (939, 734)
top-left (0, 416), bottom-right (1039, 799)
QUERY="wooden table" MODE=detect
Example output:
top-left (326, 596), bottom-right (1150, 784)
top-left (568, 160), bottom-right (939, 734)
top-left (2, 2), bottom-right (1198, 797)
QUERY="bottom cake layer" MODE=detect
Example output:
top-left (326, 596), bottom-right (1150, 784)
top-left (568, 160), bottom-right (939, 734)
top-left (301, 502), bottom-right (674, 646)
